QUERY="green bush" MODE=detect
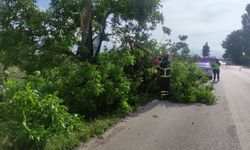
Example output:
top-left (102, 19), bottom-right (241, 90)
top-left (89, 117), bottom-right (119, 135)
top-left (44, 132), bottom-right (85, 150)
top-left (0, 84), bottom-right (89, 150)
top-left (1, 49), bottom-right (217, 150)
top-left (124, 49), bottom-right (158, 108)
top-left (4, 49), bottom-right (156, 120)
top-left (5, 66), bottom-right (26, 81)
top-left (0, 49), bottom-right (156, 149)
top-left (41, 49), bottom-right (135, 118)
top-left (169, 61), bottom-right (216, 104)
top-left (0, 63), bottom-right (6, 101)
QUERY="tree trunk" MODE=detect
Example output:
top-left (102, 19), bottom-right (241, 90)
top-left (76, 3), bottom-right (93, 61)
top-left (95, 10), bottom-right (112, 57)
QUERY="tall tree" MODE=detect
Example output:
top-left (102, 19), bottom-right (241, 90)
top-left (202, 42), bottom-right (210, 57)
top-left (0, 0), bottom-right (164, 72)
top-left (222, 30), bottom-right (244, 64)
top-left (241, 4), bottom-right (250, 57)
top-left (222, 4), bottom-right (250, 65)
top-left (0, 0), bottom-right (49, 72)
top-left (48, 0), bottom-right (163, 61)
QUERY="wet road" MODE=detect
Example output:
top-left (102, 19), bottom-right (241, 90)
top-left (77, 65), bottom-right (250, 150)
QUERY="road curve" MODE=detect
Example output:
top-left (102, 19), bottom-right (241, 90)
top-left (77, 65), bottom-right (250, 150)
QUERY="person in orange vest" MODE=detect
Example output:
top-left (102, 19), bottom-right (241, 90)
top-left (158, 54), bottom-right (171, 100)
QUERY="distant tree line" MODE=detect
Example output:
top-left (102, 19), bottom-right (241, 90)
top-left (222, 4), bottom-right (250, 66)
top-left (202, 42), bottom-right (210, 58)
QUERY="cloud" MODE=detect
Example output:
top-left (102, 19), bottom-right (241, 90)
top-left (152, 0), bottom-right (250, 57)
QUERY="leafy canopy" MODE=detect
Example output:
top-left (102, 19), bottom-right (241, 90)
top-left (222, 3), bottom-right (250, 65)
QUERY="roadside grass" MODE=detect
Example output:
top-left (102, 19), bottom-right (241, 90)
top-left (43, 116), bottom-right (121, 150)
top-left (46, 98), bottom-right (155, 150)
top-left (89, 117), bottom-right (121, 136)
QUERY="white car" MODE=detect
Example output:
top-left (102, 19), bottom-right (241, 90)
top-left (197, 62), bottom-right (213, 80)
top-left (219, 61), bottom-right (226, 65)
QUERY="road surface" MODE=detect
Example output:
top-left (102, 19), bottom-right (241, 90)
top-left (77, 65), bottom-right (250, 150)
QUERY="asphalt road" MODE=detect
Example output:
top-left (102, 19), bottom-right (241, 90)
top-left (77, 65), bottom-right (250, 150)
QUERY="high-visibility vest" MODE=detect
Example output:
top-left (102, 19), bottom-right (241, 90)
top-left (212, 63), bottom-right (220, 70)
top-left (159, 66), bottom-right (171, 78)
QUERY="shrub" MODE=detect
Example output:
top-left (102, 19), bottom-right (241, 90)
top-left (5, 66), bottom-right (26, 81)
top-left (0, 63), bottom-right (6, 101)
top-left (44, 132), bottom-right (85, 150)
top-left (124, 49), bottom-right (159, 108)
top-left (169, 61), bottom-right (216, 104)
top-left (89, 117), bottom-right (119, 135)
top-left (41, 49), bottom-right (135, 118)
top-left (0, 84), bottom-right (89, 150)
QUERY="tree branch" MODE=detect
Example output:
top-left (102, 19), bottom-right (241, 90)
top-left (95, 10), bottom-right (112, 56)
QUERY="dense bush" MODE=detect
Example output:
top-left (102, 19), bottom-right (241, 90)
top-left (124, 49), bottom-right (159, 108)
top-left (0, 84), bottom-right (89, 150)
top-left (169, 61), bottom-right (216, 104)
top-left (0, 49), bottom-right (149, 149)
top-left (5, 66), bottom-right (26, 81)
top-left (0, 63), bottom-right (5, 101)
top-left (0, 49), bottom-right (217, 150)
top-left (0, 48), bottom-right (158, 149)
top-left (38, 49), bottom-right (136, 118)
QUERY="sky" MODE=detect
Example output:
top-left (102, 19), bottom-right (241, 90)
top-left (36, 0), bottom-right (49, 11)
top-left (37, 0), bottom-right (250, 57)
top-left (153, 0), bottom-right (250, 57)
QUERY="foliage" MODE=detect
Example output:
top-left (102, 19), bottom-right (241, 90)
top-left (124, 49), bottom-right (159, 107)
top-left (0, 0), bottom-right (51, 72)
top-left (222, 30), bottom-right (245, 64)
top-left (222, 3), bottom-right (250, 66)
top-left (242, 4), bottom-right (250, 61)
top-left (44, 132), bottom-right (88, 150)
top-left (190, 54), bottom-right (201, 63)
top-left (42, 48), bottom-right (156, 118)
top-left (37, 49), bottom-right (136, 118)
top-left (0, 0), bottom-right (164, 71)
top-left (169, 61), bottom-right (216, 104)
top-left (0, 1), bottom-right (219, 150)
top-left (0, 36), bottom-right (218, 150)
top-left (0, 63), bottom-right (5, 101)
top-left (5, 66), bottom-right (26, 81)
top-left (202, 42), bottom-right (210, 57)
top-left (89, 117), bottom-right (120, 135)
top-left (0, 84), bottom-right (89, 150)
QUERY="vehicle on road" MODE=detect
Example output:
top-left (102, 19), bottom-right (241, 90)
top-left (225, 58), bottom-right (233, 65)
top-left (219, 60), bottom-right (226, 65)
top-left (197, 62), bottom-right (213, 80)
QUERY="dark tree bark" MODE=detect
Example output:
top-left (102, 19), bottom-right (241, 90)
top-left (95, 10), bottom-right (112, 57)
top-left (76, 3), bottom-right (93, 60)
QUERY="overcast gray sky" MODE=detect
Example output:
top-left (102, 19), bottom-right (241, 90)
top-left (151, 0), bottom-right (250, 57)
top-left (37, 0), bottom-right (250, 57)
